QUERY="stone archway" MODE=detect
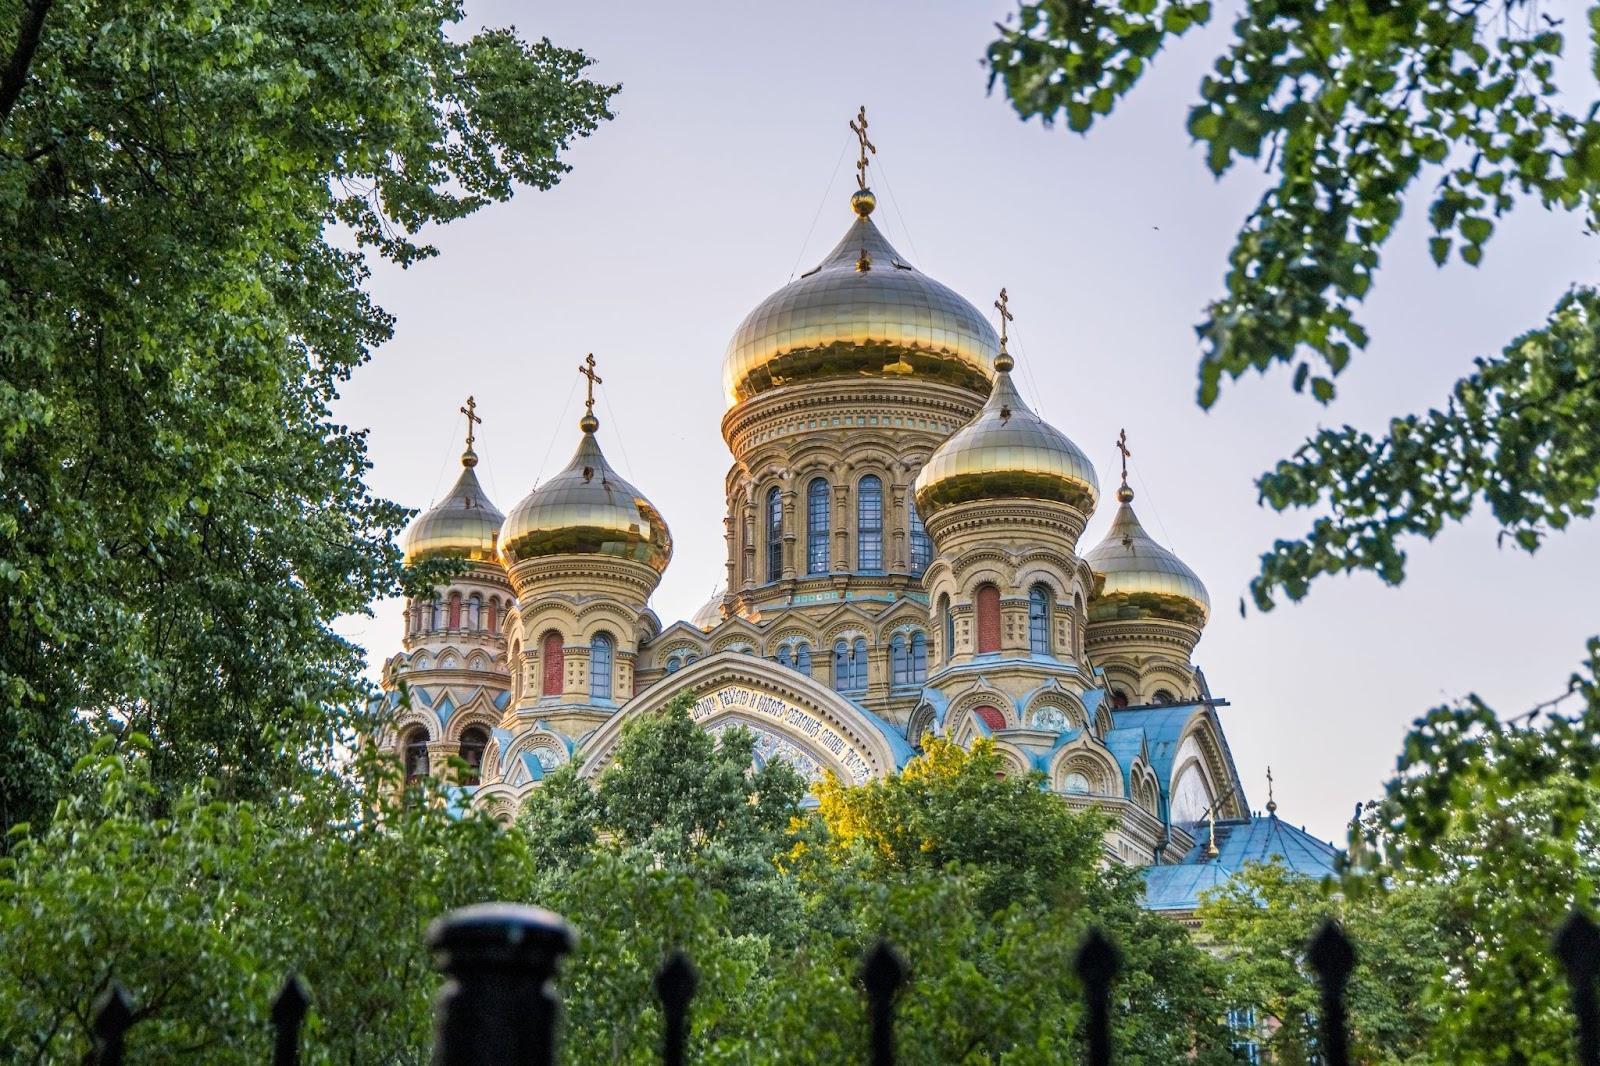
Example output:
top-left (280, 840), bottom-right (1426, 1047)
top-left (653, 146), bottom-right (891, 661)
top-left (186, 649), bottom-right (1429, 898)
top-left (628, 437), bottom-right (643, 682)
top-left (578, 651), bottom-right (911, 786)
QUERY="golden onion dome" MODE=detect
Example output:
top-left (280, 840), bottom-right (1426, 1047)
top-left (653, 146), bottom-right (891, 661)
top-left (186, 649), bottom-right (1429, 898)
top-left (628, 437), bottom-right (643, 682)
top-left (1083, 484), bottom-right (1210, 628)
top-left (400, 448), bottom-right (506, 565)
top-left (722, 191), bottom-right (999, 406)
top-left (498, 415), bottom-right (672, 574)
top-left (913, 349), bottom-right (1099, 518)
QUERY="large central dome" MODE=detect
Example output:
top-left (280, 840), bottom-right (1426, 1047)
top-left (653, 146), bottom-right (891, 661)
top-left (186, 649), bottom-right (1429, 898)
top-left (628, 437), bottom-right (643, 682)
top-left (722, 192), bottom-right (998, 406)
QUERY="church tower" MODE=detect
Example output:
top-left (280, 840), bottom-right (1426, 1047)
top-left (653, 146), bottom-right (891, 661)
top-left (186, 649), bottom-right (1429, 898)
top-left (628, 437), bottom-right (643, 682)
top-left (497, 356), bottom-right (672, 744)
top-left (1081, 434), bottom-right (1211, 706)
top-left (388, 397), bottom-right (512, 785)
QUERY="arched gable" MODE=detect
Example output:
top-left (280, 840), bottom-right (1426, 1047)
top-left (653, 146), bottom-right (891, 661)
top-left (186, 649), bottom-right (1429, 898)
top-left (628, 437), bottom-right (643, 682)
top-left (578, 651), bottom-right (910, 786)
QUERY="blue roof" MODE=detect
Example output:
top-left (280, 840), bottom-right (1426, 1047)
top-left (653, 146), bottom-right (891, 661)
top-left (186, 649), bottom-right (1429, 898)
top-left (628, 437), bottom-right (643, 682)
top-left (1141, 814), bottom-right (1339, 912)
top-left (1110, 701), bottom-right (1246, 813)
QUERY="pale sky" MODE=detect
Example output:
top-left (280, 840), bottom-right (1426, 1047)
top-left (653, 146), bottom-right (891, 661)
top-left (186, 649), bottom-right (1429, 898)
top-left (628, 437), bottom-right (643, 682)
top-left (332, 1), bottom-right (1600, 845)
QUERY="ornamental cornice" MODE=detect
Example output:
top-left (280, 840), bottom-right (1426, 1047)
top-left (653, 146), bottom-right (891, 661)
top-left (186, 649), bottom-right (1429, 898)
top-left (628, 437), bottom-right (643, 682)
top-left (1085, 617), bottom-right (1201, 650)
top-left (722, 380), bottom-right (981, 451)
top-left (924, 500), bottom-right (1089, 543)
top-left (507, 556), bottom-right (659, 598)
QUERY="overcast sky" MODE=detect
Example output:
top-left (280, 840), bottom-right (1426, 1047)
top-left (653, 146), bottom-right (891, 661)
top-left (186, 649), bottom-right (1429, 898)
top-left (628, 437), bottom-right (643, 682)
top-left (331, 1), bottom-right (1600, 844)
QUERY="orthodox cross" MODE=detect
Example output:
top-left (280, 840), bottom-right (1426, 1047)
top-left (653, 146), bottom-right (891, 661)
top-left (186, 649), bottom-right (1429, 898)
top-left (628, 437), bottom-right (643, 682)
top-left (849, 105), bottom-right (876, 190)
top-left (578, 353), bottom-right (603, 417)
top-left (1266, 765), bottom-right (1278, 813)
top-left (459, 396), bottom-right (481, 452)
top-left (1116, 428), bottom-right (1131, 486)
top-left (994, 287), bottom-right (1013, 350)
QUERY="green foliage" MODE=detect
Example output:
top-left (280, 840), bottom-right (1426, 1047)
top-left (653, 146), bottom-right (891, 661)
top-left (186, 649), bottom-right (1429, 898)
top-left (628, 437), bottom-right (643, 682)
top-left (0, 0), bottom-right (615, 831)
top-left (987, 0), bottom-right (1600, 613)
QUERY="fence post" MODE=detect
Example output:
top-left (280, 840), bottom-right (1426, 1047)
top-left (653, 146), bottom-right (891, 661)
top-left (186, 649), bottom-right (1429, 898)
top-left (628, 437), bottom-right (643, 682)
top-left (860, 940), bottom-right (907, 1066)
top-left (427, 903), bottom-right (576, 1066)
top-left (271, 974), bottom-right (309, 1066)
top-left (1556, 911), bottom-right (1600, 1066)
top-left (655, 951), bottom-right (697, 1066)
top-left (1075, 928), bottom-right (1121, 1066)
top-left (1307, 919), bottom-right (1355, 1066)
top-left (89, 982), bottom-right (133, 1066)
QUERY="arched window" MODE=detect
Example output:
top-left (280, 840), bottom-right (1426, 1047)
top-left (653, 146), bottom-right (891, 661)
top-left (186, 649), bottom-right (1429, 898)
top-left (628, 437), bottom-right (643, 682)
top-left (973, 705), bottom-right (1006, 730)
top-left (467, 594), bottom-right (482, 631)
top-left (541, 631), bottom-right (564, 696)
top-left (1029, 585), bottom-right (1051, 655)
top-left (796, 643), bottom-right (812, 677)
top-left (666, 655), bottom-right (682, 674)
top-left (431, 598), bottom-right (444, 630)
top-left (939, 594), bottom-right (954, 661)
top-left (591, 633), bottom-right (613, 701)
top-left (976, 584), bottom-right (1001, 654)
top-left (449, 592), bottom-right (462, 629)
top-left (776, 645), bottom-right (792, 669)
top-left (459, 726), bottom-right (488, 785)
top-left (488, 598), bottom-right (501, 633)
top-left (685, 652), bottom-right (699, 666)
top-left (909, 500), bottom-right (932, 576)
top-left (403, 728), bottom-right (429, 782)
top-left (910, 632), bottom-right (928, 684)
top-left (857, 475), bottom-right (883, 572)
top-left (890, 634), bottom-right (909, 686)
top-left (833, 640), bottom-right (849, 691)
top-left (1153, 689), bottom-right (1176, 705)
top-left (766, 487), bottom-right (784, 581)
top-left (806, 478), bottom-right (830, 574)
top-left (852, 637), bottom-right (868, 691)
top-left (1112, 689), bottom-right (1130, 709)
top-left (1063, 771), bottom-right (1091, 794)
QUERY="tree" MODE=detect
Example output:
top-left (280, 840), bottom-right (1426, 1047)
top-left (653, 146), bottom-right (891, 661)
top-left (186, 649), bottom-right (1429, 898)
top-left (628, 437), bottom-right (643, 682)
top-left (0, 0), bottom-right (616, 832)
top-left (985, 0), bottom-right (1600, 610)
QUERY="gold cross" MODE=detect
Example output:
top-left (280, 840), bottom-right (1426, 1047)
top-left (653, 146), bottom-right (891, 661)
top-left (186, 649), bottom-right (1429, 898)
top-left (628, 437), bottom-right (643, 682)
top-left (578, 353), bottom-right (603, 417)
top-left (1116, 428), bottom-right (1131, 485)
top-left (994, 287), bottom-right (1013, 351)
top-left (849, 105), bottom-right (876, 190)
top-left (459, 396), bottom-right (481, 452)
top-left (1266, 765), bottom-right (1277, 813)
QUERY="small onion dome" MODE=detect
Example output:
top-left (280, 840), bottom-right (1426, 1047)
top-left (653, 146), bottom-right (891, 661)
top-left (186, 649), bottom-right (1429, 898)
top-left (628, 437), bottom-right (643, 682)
top-left (498, 418), bottom-right (672, 574)
top-left (1083, 488), bottom-right (1210, 628)
top-left (721, 191), bottom-right (998, 406)
top-left (912, 355), bottom-right (1098, 518)
top-left (400, 449), bottom-right (506, 565)
top-left (689, 587), bottom-right (725, 632)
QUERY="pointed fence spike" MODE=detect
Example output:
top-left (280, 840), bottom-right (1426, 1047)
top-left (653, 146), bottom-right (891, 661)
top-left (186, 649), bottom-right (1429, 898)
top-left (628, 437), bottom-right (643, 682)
top-left (859, 940), bottom-right (907, 1066)
top-left (1306, 919), bottom-right (1355, 1066)
top-left (1556, 911), bottom-right (1600, 1066)
top-left (272, 973), bottom-right (311, 1066)
top-left (1075, 929), bottom-right (1121, 1066)
top-left (655, 951), bottom-right (698, 1066)
top-left (91, 982), bottom-right (134, 1066)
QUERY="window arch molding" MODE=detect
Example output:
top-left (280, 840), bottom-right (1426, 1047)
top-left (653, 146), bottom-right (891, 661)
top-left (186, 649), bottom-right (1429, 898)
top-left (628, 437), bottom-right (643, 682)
top-left (805, 477), bottom-right (831, 575)
top-left (855, 473), bottom-right (885, 573)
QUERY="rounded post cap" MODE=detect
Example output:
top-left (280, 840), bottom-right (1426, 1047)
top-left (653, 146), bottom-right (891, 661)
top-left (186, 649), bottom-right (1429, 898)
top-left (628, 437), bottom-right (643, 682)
top-left (427, 903), bottom-right (577, 971)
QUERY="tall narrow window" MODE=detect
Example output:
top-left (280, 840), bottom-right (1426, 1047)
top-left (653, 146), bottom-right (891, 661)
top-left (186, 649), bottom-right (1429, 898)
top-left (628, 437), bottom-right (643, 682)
top-left (485, 598), bottom-right (498, 633)
top-left (403, 728), bottom-right (430, 782)
top-left (777, 645), bottom-right (792, 669)
top-left (766, 487), bottom-right (784, 581)
top-left (459, 726), bottom-right (488, 785)
top-left (1029, 585), bottom-right (1051, 655)
top-left (909, 500), bottom-right (932, 576)
top-left (796, 643), bottom-right (812, 677)
top-left (976, 584), bottom-right (1001, 654)
top-left (833, 641), bottom-right (850, 691)
top-left (541, 631), bottom-right (564, 696)
top-left (891, 634), bottom-right (909, 686)
top-left (590, 633), bottom-right (613, 701)
top-left (468, 594), bottom-right (482, 631)
top-left (857, 476), bottom-right (883, 571)
top-left (939, 594), bottom-right (954, 661)
top-left (666, 655), bottom-right (682, 674)
top-left (431, 599), bottom-right (444, 630)
top-left (449, 593), bottom-right (462, 629)
top-left (852, 637), bottom-right (868, 690)
top-left (807, 478), bottom-right (830, 574)
top-left (910, 632), bottom-right (928, 683)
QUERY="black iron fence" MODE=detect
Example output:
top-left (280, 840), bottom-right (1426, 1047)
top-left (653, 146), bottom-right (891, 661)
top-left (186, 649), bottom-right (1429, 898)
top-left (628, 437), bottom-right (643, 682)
top-left (82, 904), bottom-right (1600, 1066)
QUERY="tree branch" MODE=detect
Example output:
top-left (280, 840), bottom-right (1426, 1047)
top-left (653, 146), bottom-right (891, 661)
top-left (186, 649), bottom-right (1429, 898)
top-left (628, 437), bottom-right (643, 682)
top-left (0, 0), bottom-right (54, 126)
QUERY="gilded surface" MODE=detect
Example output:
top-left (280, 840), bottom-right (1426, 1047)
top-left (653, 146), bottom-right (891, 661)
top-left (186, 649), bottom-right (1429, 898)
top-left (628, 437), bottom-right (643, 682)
top-left (499, 431), bottom-right (673, 573)
top-left (913, 365), bottom-right (1099, 516)
top-left (400, 463), bottom-right (505, 564)
top-left (1083, 502), bottom-right (1210, 625)
top-left (722, 207), bottom-right (998, 405)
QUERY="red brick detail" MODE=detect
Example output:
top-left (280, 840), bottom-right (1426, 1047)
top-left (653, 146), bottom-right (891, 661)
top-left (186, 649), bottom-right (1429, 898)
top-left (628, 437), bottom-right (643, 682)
top-left (976, 584), bottom-right (1001, 653)
top-left (974, 705), bottom-right (1006, 730)
top-left (541, 631), bottom-right (564, 696)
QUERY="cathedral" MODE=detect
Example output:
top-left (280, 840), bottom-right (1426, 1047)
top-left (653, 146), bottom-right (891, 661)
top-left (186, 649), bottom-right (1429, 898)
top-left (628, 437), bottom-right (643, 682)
top-left (376, 115), bottom-right (1335, 914)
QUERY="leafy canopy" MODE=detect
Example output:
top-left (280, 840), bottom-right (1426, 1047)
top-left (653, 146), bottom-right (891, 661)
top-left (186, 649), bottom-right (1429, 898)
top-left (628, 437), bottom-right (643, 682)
top-left (0, 0), bottom-right (615, 831)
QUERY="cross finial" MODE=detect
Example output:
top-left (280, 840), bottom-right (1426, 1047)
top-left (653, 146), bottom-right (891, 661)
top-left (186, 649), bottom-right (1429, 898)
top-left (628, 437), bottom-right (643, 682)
top-left (1115, 428), bottom-right (1134, 503)
top-left (1266, 766), bottom-right (1278, 814)
top-left (458, 396), bottom-right (482, 467)
top-left (578, 354), bottom-right (603, 433)
top-left (993, 287), bottom-right (1015, 372)
top-left (849, 106), bottom-right (876, 191)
